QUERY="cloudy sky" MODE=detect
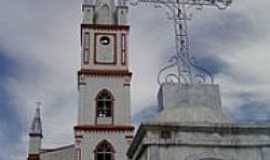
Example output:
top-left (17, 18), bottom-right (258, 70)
top-left (0, 0), bottom-right (270, 159)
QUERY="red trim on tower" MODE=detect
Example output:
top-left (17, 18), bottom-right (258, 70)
top-left (82, 24), bottom-right (130, 30)
top-left (78, 69), bottom-right (132, 77)
top-left (80, 24), bottom-right (129, 46)
top-left (74, 125), bottom-right (135, 132)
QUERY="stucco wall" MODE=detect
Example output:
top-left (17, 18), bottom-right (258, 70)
top-left (147, 145), bottom-right (269, 160)
top-left (78, 76), bottom-right (131, 125)
top-left (29, 137), bottom-right (41, 154)
top-left (157, 84), bottom-right (229, 123)
top-left (128, 123), bottom-right (270, 160)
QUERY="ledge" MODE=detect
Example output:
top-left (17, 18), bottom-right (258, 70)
top-left (78, 69), bottom-right (132, 77)
top-left (140, 121), bottom-right (270, 133)
top-left (81, 24), bottom-right (130, 30)
top-left (74, 125), bottom-right (135, 132)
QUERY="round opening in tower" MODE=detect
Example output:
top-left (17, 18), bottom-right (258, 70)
top-left (100, 36), bottom-right (110, 45)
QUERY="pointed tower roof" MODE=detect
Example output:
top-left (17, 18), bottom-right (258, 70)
top-left (29, 103), bottom-right (43, 138)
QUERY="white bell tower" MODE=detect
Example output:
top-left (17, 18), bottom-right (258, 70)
top-left (74, 0), bottom-right (134, 160)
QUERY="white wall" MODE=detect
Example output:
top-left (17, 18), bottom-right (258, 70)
top-left (78, 75), bottom-right (131, 125)
top-left (77, 130), bottom-right (133, 160)
top-left (29, 137), bottom-right (41, 154)
top-left (150, 146), bottom-right (268, 160)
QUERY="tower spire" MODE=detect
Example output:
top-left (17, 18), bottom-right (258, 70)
top-left (30, 102), bottom-right (43, 137)
top-left (27, 102), bottom-right (43, 160)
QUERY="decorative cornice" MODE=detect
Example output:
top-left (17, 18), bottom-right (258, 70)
top-left (74, 125), bottom-right (135, 132)
top-left (81, 24), bottom-right (130, 31)
top-left (139, 122), bottom-right (270, 134)
top-left (78, 69), bottom-right (132, 77)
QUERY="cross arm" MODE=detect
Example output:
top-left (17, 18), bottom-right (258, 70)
top-left (134, 0), bottom-right (232, 10)
top-left (189, 0), bottom-right (233, 9)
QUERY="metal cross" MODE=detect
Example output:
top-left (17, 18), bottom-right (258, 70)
top-left (129, 0), bottom-right (232, 84)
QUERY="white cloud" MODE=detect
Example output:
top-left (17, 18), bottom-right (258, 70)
top-left (0, 1), bottom-right (80, 158)
top-left (217, 36), bottom-right (270, 111)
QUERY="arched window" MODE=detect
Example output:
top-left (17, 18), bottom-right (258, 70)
top-left (100, 4), bottom-right (110, 17)
top-left (96, 89), bottom-right (113, 118)
top-left (95, 140), bottom-right (115, 160)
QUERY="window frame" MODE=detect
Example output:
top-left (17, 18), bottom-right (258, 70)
top-left (94, 140), bottom-right (115, 160)
top-left (83, 32), bottom-right (90, 64)
top-left (95, 89), bottom-right (114, 124)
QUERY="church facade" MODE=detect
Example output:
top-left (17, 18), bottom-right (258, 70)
top-left (27, 0), bottom-right (270, 160)
top-left (27, 0), bottom-right (134, 160)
